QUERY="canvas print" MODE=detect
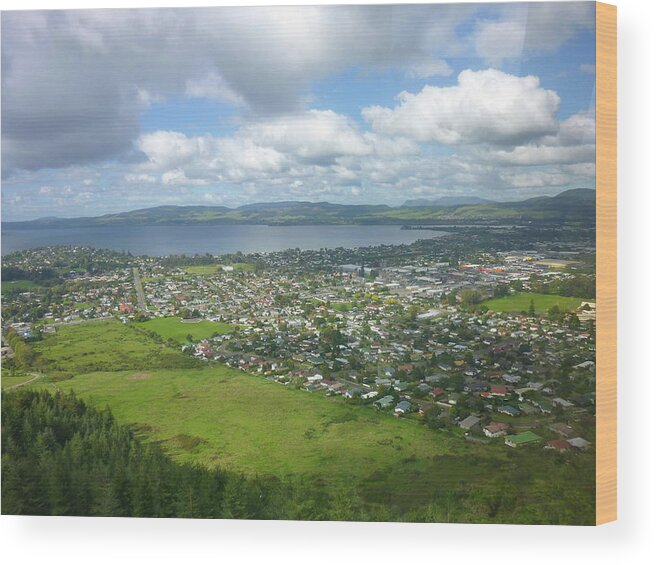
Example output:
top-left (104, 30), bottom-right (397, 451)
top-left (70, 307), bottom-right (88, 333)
top-left (1, 2), bottom-right (601, 524)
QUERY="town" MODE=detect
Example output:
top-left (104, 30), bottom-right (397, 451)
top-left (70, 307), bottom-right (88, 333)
top-left (2, 225), bottom-right (596, 455)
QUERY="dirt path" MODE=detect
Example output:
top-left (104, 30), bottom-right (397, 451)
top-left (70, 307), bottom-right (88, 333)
top-left (3, 373), bottom-right (43, 391)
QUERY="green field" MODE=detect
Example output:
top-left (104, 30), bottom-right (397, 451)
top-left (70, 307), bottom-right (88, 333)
top-left (33, 319), bottom-right (196, 375)
top-left (30, 366), bottom-right (594, 520)
top-left (1, 280), bottom-right (41, 292)
top-left (139, 316), bottom-right (234, 342)
top-left (183, 264), bottom-right (221, 275)
top-left (1, 373), bottom-right (39, 390)
top-left (183, 263), bottom-right (255, 275)
top-left (483, 292), bottom-right (590, 313)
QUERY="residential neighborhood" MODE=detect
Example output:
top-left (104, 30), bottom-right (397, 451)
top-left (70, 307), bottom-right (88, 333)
top-left (2, 226), bottom-right (596, 456)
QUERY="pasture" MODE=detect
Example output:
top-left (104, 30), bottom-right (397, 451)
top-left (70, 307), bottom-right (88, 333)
top-left (483, 292), bottom-right (590, 313)
top-left (138, 316), bottom-right (234, 342)
top-left (1, 280), bottom-right (41, 292)
top-left (33, 319), bottom-right (196, 375)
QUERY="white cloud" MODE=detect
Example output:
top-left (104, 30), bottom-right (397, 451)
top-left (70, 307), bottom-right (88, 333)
top-left (136, 110), bottom-right (419, 189)
top-left (240, 110), bottom-right (374, 163)
top-left (1, 5), bottom-right (473, 174)
top-left (363, 69), bottom-right (560, 146)
top-left (483, 111), bottom-right (595, 166)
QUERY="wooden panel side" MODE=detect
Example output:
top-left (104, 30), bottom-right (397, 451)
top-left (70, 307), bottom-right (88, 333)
top-left (595, 1), bottom-right (617, 526)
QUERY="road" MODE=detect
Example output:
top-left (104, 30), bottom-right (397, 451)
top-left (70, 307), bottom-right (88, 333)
top-left (133, 267), bottom-right (149, 312)
top-left (3, 373), bottom-right (43, 391)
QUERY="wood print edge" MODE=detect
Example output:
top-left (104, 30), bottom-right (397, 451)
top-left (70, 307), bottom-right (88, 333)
top-left (595, 1), bottom-right (617, 526)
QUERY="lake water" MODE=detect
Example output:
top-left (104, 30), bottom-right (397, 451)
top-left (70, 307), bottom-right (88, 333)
top-left (1, 224), bottom-right (444, 256)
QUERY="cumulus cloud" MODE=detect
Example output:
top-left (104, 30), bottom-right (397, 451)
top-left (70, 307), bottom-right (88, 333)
top-left (1, 4), bottom-right (471, 174)
top-left (482, 111), bottom-right (595, 165)
top-left (363, 69), bottom-right (560, 146)
top-left (135, 110), bottom-right (418, 188)
top-left (0, 4), bottom-right (597, 219)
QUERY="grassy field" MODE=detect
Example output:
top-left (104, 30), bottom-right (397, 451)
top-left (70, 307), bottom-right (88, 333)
top-left (30, 366), bottom-right (594, 520)
top-left (21, 319), bottom-right (594, 522)
top-left (483, 292), bottom-right (590, 313)
top-left (183, 264), bottom-right (220, 275)
top-left (138, 316), bottom-right (234, 342)
top-left (1, 280), bottom-right (42, 292)
top-left (1, 373), bottom-right (39, 390)
top-left (33, 319), bottom-right (195, 375)
top-left (183, 263), bottom-right (255, 275)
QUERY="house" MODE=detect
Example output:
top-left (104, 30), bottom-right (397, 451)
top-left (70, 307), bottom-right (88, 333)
top-left (417, 383), bottom-right (432, 395)
top-left (502, 373), bottom-right (522, 384)
top-left (344, 387), bottom-right (363, 399)
top-left (545, 439), bottom-right (571, 452)
top-left (459, 415), bottom-right (481, 430)
top-left (484, 421), bottom-right (509, 438)
top-left (505, 431), bottom-right (541, 447)
top-left (430, 387), bottom-right (445, 399)
top-left (425, 373), bottom-right (448, 384)
top-left (119, 303), bottom-right (133, 314)
top-left (394, 400), bottom-right (412, 415)
top-left (553, 397), bottom-right (574, 408)
top-left (567, 437), bottom-right (591, 450)
top-left (374, 395), bottom-right (395, 409)
top-left (464, 381), bottom-right (487, 393)
top-left (489, 385), bottom-right (509, 397)
top-left (497, 405), bottom-right (521, 417)
top-left (361, 390), bottom-right (379, 400)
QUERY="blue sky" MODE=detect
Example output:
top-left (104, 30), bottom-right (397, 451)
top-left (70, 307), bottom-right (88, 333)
top-left (2, 2), bottom-right (597, 221)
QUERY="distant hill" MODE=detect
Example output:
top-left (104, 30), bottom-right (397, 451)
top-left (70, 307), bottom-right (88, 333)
top-left (402, 196), bottom-right (494, 207)
top-left (6, 189), bottom-right (595, 228)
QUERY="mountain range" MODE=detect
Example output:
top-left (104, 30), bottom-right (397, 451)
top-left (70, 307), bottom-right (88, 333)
top-left (5, 189), bottom-right (595, 228)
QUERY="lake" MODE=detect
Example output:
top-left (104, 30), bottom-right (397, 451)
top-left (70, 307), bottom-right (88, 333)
top-left (1, 224), bottom-right (444, 256)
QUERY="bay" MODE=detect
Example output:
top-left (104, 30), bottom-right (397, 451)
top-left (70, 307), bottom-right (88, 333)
top-left (1, 224), bottom-right (444, 256)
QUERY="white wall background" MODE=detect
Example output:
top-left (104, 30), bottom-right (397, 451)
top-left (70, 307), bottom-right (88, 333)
top-left (0, 1), bottom-right (654, 563)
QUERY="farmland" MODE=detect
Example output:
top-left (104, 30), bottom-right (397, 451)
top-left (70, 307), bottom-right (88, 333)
top-left (483, 292), bottom-right (590, 313)
top-left (33, 319), bottom-right (198, 376)
top-left (138, 316), bottom-right (234, 342)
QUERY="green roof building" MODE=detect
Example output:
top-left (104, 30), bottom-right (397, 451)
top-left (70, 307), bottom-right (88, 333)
top-left (504, 431), bottom-right (542, 447)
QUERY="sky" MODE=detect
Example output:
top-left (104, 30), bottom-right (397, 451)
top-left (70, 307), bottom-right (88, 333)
top-left (1, 2), bottom-right (596, 221)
